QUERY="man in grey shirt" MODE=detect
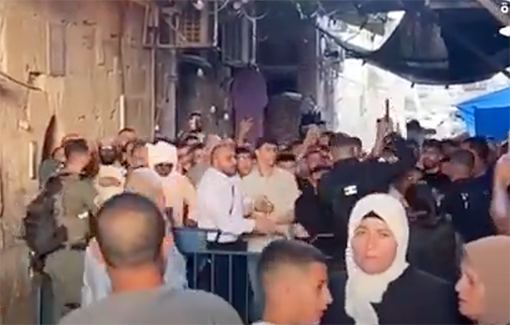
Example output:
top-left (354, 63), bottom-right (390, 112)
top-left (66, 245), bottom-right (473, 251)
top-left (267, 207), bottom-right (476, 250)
top-left (60, 193), bottom-right (242, 325)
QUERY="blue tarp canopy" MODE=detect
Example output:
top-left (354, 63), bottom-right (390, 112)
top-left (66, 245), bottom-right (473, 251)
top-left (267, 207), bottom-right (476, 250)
top-left (456, 87), bottom-right (510, 141)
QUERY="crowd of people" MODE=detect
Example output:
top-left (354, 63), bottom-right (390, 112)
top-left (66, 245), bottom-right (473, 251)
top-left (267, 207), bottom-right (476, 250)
top-left (23, 112), bottom-right (510, 325)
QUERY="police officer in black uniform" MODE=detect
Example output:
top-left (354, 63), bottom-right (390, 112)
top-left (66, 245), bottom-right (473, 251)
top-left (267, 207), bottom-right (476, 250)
top-left (317, 120), bottom-right (416, 266)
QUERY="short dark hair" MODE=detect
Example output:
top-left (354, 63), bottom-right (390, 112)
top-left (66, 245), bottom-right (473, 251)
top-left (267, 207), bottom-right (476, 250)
top-left (175, 141), bottom-right (189, 150)
top-left (330, 134), bottom-right (359, 149)
top-left (153, 136), bottom-right (176, 146)
top-left (423, 139), bottom-right (442, 151)
top-left (350, 137), bottom-right (362, 148)
top-left (184, 135), bottom-right (200, 145)
top-left (462, 136), bottom-right (490, 162)
top-left (441, 139), bottom-right (457, 148)
top-left (448, 149), bottom-right (475, 170)
top-left (236, 146), bottom-right (253, 156)
top-left (63, 139), bottom-right (89, 160)
top-left (96, 193), bottom-right (165, 268)
top-left (124, 139), bottom-right (146, 155)
top-left (321, 131), bottom-right (335, 138)
top-left (258, 240), bottom-right (327, 281)
top-left (276, 153), bottom-right (296, 164)
top-left (118, 127), bottom-right (136, 135)
top-left (255, 137), bottom-right (278, 150)
top-left (290, 140), bottom-right (302, 150)
top-left (190, 143), bottom-right (205, 153)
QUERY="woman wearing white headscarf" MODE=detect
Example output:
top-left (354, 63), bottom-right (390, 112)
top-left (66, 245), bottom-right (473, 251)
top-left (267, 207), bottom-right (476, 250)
top-left (321, 193), bottom-right (461, 325)
top-left (455, 235), bottom-right (510, 325)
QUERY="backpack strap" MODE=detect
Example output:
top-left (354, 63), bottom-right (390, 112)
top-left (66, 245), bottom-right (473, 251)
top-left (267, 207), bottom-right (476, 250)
top-left (53, 188), bottom-right (65, 228)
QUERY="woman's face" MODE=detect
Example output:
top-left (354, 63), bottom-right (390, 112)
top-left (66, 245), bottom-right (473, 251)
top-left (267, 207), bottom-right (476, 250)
top-left (455, 258), bottom-right (486, 321)
top-left (351, 216), bottom-right (397, 274)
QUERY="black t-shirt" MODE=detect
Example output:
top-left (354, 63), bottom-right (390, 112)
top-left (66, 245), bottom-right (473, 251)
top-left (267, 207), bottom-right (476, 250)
top-left (422, 172), bottom-right (451, 196)
top-left (440, 178), bottom-right (496, 242)
top-left (322, 268), bottom-right (461, 325)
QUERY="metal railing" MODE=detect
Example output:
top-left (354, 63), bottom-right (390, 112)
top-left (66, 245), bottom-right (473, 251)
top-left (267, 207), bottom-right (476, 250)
top-left (29, 227), bottom-right (335, 325)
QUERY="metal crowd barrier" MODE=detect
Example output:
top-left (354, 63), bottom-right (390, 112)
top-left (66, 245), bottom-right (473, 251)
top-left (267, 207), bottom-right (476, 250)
top-left (29, 227), bottom-right (335, 325)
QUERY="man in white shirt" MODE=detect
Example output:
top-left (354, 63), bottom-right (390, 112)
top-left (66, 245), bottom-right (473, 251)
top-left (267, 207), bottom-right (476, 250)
top-left (253, 240), bottom-right (332, 325)
top-left (196, 142), bottom-right (278, 318)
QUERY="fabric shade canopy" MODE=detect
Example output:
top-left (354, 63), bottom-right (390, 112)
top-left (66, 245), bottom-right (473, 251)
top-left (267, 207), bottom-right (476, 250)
top-left (456, 87), bottom-right (510, 141)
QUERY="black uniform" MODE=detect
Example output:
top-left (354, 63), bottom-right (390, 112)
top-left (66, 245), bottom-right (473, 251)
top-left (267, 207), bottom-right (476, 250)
top-left (317, 137), bottom-right (416, 257)
top-left (322, 268), bottom-right (462, 325)
top-left (440, 177), bottom-right (496, 243)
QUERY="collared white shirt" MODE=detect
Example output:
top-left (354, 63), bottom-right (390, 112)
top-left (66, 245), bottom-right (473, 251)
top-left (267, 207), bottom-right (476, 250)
top-left (197, 167), bottom-right (255, 243)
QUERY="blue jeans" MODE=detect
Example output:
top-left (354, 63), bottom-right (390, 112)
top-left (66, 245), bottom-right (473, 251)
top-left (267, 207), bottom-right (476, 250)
top-left (247, 254), bottom-right (264, 322)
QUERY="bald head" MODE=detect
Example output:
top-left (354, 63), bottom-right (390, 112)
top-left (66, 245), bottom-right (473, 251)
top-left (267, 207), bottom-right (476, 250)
top-left (96, 193), bottom-right (165, 268)
top-left (211, 143), bottom-right (237, 176)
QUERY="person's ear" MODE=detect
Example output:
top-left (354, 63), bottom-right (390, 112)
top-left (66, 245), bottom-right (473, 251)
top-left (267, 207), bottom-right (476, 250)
top-left (160, 236), bottom-right (174, 262)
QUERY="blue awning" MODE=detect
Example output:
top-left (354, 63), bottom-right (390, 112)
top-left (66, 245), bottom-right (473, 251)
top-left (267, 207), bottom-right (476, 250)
top-left (456, 86), bottom-right (510, 141)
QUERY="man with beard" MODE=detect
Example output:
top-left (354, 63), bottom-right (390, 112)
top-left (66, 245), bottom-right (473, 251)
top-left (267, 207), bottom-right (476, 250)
top-left (96, 138), bottom-right (125, 206)
top-left (461, 136), bottom-right (493, 193)
top-left (440, 149), bottom-right (496, 243)
top-left (196, 143), bottom-right (278, 318)
top-left (418, 140), bottom-right (450, 198)
top-left (115, 128), bottom-right (137, 167)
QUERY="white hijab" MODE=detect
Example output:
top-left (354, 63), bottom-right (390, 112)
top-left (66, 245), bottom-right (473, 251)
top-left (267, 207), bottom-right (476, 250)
top-left (345, 193), bottom-right (409, 325)
top-left (148, 141), bottom-right (178, 170)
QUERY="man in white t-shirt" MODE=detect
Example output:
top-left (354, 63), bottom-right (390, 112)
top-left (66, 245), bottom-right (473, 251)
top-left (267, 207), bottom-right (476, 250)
top-left (253, 240), bottom-right (332, 325)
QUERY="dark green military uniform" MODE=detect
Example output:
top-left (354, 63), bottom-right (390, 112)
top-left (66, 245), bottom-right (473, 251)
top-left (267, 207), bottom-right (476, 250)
top-left (44, 172), bottom-right (98, 322)
top-left (39, 158), bottom-right (63, 188)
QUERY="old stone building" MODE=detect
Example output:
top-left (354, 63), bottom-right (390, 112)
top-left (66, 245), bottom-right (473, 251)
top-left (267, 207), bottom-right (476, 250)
top-left (0, 0), bottom-right (154, 322)
top-left (0, 1), bottom-right (330, 321)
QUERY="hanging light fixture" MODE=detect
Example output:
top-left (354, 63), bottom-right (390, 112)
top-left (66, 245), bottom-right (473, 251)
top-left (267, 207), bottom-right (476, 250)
top-left (232, 0), bottom-right (243, 10)
top-left (191, 0), bottom-right (204, 10)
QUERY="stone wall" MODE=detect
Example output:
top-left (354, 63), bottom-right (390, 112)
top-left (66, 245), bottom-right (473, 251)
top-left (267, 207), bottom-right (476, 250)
top-left (0, 0), bottom-right (153, 322)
